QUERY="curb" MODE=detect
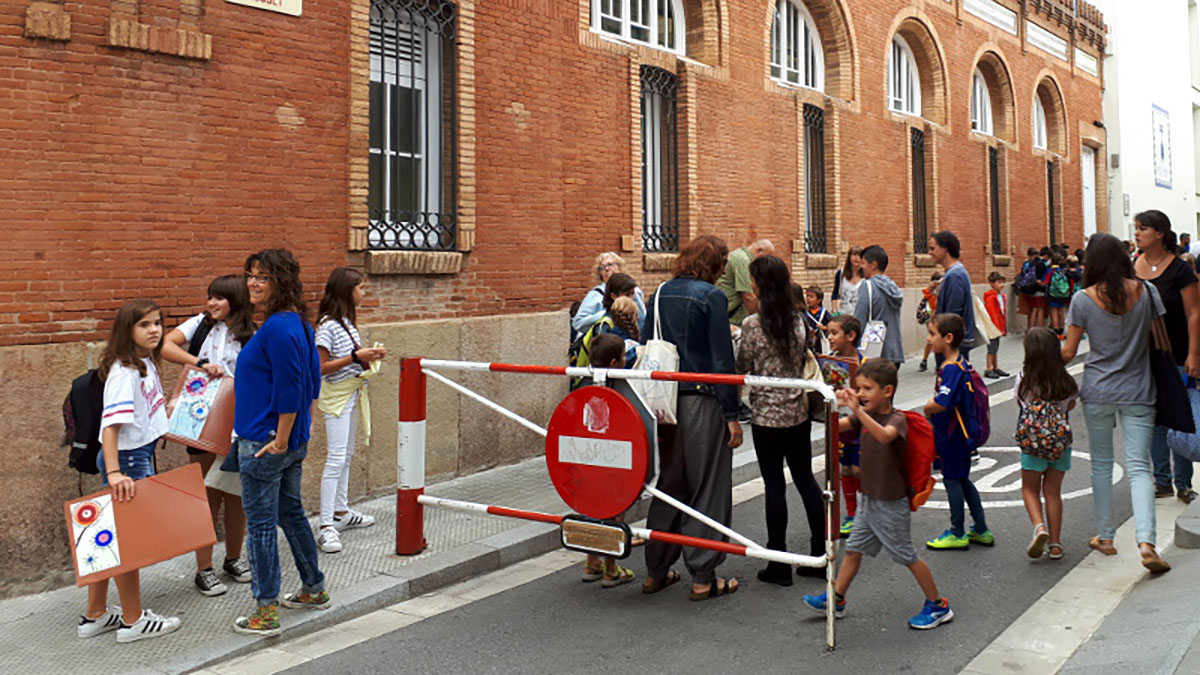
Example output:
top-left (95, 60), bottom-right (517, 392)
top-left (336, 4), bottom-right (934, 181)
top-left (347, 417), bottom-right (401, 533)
top-left (190, 351), bottom-right (1080, 672)
top-left (1175, 499), bottom-right (1200, 549)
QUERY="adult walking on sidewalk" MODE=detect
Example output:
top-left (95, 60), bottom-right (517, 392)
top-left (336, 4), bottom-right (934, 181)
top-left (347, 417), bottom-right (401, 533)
top-left (232, 249), bottom-right (328, 636)
top-left (929, 231), bottom-right (975, 366)
top-left (1061, 233), bottom-right (1171, 573)
top-left (1132, 210), bottom-right (1200, 504)
top-left (641, 235), bottom-right (742, 601)
top-left (735, 255), bottom-right (826, 586)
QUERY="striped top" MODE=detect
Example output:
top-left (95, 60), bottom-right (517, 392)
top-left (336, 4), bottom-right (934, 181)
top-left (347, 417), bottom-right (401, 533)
top-left (101, 357), bottom-right (168, 450)
top-left (315, 317), bottom-right (365, 384)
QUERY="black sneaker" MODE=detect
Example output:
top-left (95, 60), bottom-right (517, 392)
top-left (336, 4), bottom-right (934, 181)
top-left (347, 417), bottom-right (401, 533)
top-left (918, 361), bottom-right (928, 372)
top-left (223, 558), bottom-right (252, 583)
top-left (984, 370), bottom-right (1000, 379)
top-left (756, 562), bottom-right (793, 587)
top-left (1179, 489), bottom-right (1198, 504)
top-left (195, 569), bottom-right (228, 597)
top-left (994, 369), bottom-right (1011, 377)
top-left (1156, 484), bottom-right (1175, 498)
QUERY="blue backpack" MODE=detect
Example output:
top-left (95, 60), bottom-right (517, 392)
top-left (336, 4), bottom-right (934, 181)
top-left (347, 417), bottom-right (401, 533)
top-left (947, 360), bottom-right (991, 451)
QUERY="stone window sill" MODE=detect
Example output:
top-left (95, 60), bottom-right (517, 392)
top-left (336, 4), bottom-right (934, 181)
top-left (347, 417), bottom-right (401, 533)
top-left (366, 250), bottom-right (463, 275)
top-left (992, 255), bottom-right (1013, 267)
top-left (804, 253), bottom-right (839, 269)
top-left (642, 253), bottom-right (677, 272)
top-left (914, 254), bottom-right (936, 268)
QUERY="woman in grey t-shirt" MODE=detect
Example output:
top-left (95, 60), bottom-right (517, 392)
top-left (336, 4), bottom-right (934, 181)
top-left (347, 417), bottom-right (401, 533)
top-left (1061, 234), bottom-right (1170, 573)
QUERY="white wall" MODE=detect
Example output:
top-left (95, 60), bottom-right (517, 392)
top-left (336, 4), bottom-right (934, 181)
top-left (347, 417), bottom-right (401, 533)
top-left (1098, 0), bottom-right (1200, 240)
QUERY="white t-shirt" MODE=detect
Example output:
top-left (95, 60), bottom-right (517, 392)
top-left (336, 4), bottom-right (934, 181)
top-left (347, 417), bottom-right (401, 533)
top-left (315, 318), bottom-right (364, 384)
top-left (177, 313), bottom-right (242, 377)
top-left (101, 358), bottom-right (169, 450)
top-left (1014, 372), bottom-right (1076, 413)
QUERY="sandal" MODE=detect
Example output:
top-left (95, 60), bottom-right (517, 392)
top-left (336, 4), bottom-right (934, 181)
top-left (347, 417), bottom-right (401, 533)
top-left (601, 565), bottom-right (636, 588)
top-left (642, 570), bottom-right (681, 595)
top-left (582, 563), bottom-right (604, 583)
top-left (1047, 542), bottom-right (1064, 560)
top-left (1027, 524), bottom-right (1049, 559)
top-left (1140, 544), bottom-right (1171, 574)
top-left (1088, 537), bottom-right (1117, 556)
top-left (688, 577), bottom-right (739, 602)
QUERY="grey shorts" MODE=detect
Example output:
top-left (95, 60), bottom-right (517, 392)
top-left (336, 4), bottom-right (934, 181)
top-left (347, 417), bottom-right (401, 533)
top-left (845, 495), bottom-right (919, 566)
top-left (987, 337), bottom-right (1000, 355)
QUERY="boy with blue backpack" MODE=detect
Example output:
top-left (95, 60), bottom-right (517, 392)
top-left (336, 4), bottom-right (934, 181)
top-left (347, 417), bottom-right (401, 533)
top-left (924, 314), bottom-right (995, 550)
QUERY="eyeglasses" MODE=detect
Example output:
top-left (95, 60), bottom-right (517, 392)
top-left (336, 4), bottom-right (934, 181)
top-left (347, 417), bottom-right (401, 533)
top-left (244, 272), bottom-right (273, 284)
top-left (598, 262), bottom-right (619, 271)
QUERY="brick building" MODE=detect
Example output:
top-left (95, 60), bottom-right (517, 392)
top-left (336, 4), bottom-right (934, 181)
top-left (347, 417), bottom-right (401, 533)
top-left (0, 0), bottom-right (1105, 593)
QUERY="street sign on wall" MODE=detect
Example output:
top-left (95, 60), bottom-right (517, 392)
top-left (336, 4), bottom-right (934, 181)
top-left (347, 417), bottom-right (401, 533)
top-left (227, 0), bottom-right (301, 17)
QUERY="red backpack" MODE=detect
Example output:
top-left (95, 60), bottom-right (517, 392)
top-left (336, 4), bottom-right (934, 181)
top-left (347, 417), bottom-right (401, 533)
top-left (903, 411), bottom-right (937, 511)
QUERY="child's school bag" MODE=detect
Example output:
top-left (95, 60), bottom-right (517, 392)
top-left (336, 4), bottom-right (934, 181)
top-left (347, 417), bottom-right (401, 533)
top-left (1048, 268), bottom-right (1070, 300)
top-left (1015, 398), bottom-right (1071, 461)
top-left (946, 360), bottom-right (991, 450)
top-left (915, 297), bottom-right (931, 325)
top-left (62, 369), bottom-right (104, 474)
top-left (1018, 261), bottom-right (1039, 293)
top-left (902, 411), bottom-right (937, 511)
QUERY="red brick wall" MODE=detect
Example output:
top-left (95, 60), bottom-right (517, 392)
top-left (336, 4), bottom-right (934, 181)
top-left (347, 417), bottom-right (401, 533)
top-left (1, 0), bottom-right (1104, 343)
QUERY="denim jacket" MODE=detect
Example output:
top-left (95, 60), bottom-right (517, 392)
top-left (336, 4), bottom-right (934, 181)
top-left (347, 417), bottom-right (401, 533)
top-left (643, 277), bottom-right (739, 421)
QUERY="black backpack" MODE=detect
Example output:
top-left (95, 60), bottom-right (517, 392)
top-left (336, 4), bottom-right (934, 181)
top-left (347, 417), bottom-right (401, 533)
top-left (189, 318), bottom-right (215, 357)
top-left (62, 369), bottom-right (104, 474)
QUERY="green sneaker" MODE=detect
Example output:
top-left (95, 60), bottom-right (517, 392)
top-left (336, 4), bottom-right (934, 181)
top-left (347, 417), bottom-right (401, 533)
top-left (968, 529), bottom-right (995, 546)
top-left (233, 603), bottom-right (280, 637)
top-left (839, 516), bottom-right (854, 536)
top-left (281, 590), bottom-right (331, 610)
top-left (926, 529), bottom-right (970, 550)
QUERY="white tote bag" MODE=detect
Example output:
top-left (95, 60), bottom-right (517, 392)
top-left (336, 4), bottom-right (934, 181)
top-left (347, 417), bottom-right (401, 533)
top-left (861, 280), bottom-right (887, 359)
top-left (631, 283), bottom-right (680, 424)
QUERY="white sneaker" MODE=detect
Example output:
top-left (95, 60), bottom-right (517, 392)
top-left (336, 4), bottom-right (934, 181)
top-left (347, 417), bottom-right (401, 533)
top-left (318, 527), bottom-right (343, 553)
top-left (77, 606), bottom-right (122, 639)
top-left (116, 609), bottom-right (181, 643)
top-left (333, 509), bottom-right (376, 531)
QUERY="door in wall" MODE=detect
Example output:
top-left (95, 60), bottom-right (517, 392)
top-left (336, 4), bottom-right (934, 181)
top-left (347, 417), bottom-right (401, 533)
top-left (1082, 146), bottom-right (1098, 240)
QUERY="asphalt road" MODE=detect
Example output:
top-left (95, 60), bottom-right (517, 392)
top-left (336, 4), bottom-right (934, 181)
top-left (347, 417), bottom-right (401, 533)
top-left (284, 391), bottom-right (1134, 675)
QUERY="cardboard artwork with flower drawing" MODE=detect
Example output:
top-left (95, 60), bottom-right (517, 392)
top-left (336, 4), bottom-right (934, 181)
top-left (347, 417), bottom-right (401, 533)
top-left (163, 365), bottom-right (236, 455)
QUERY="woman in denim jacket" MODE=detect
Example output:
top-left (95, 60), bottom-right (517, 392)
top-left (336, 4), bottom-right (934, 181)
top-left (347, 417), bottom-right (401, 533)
top-left (641, 234), bottom-right (743, 601)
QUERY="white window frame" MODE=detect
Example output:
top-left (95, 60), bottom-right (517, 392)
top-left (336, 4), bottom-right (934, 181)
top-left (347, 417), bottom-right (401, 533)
top-left (1027, 20), bottom-right (1069, 62)
top-left (888, 35), bottom-right (921, 116)
top-left (770, 0), bottom-right (825, 92)
top-left (970, 69), bottom-right (993, 135)
top-left (1033, 94), bottom-right (1049, 150)
top-left (964, 0), bottom-right (1018, 35)
top-left (592, 0), bottom-right (685, 55)
top-left (369, 15), bottom-right (445, 248)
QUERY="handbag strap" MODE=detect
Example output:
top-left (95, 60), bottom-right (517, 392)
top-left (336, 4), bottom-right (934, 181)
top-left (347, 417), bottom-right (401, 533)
top-left (653, 282), bottom-right (667, 341)
top-left (865, 278), bottom-right (875, 323)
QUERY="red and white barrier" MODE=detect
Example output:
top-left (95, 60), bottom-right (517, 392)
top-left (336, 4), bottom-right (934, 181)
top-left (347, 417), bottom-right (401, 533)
top-left (396, 357), bottom-right (844, 650)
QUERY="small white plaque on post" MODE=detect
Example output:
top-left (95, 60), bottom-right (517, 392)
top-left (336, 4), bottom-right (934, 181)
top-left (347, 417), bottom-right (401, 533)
top-left (227, 0), bottom-right (301, 17)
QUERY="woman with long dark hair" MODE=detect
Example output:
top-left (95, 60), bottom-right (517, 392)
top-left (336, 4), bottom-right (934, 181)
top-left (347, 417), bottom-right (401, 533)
top-left (231, 249), bottom-right (327, 635)
top-left (1133, 210), bottom-right (1200, 503)
top-left (735, 255), bottom-right (825, 585)
top-left (641, 234), bottom-right (742, 601)
top-left (832, 246), bottom-right (864, 315)
top-left (315, 267), bottom-right (387, 554)
top-left (161, 274), bottom-right (256, 597)
top-left (1062, 233), bottom-right (1170, 573)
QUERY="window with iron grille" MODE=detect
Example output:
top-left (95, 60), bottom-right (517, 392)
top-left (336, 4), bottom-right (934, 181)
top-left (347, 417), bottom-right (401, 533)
top-left (641, 66), bottom-right (679, 253)
top-left (989, 146), bottom-right (1002, 252)
top-left (1047, 160), bottom-right (1057, 246)
top-left (803, 104), bottom-right (827, 254)
top-left (368, 0), bottom-right (458, 251)
top-left (912, 127), bottom-right (928, 253)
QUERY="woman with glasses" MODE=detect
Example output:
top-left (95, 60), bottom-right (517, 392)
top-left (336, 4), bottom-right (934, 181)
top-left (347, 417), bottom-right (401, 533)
top-left (230, 249), bottom-right (327, 636)
top-left (570, 252), bottom-right (646, 342)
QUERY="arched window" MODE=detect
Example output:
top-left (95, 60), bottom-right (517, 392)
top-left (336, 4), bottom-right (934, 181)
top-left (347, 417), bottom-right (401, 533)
top-left (1033, 95), bottom-right (1048, 150)
top-left (593, 0), bottom-right (686, 55)
top-left (888, 35), bottom-right (921, 115)
top-left (771, 0), bottom-right (824, 91)
top-left (970, 69), bottom-right (993, 135)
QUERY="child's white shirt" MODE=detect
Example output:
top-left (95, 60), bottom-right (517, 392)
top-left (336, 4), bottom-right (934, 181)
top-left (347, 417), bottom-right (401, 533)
top-left (1014, 372), bottom-right (1075, 413)
top-left (177, 313), bottom-right (241, 377)
top-left (101, 358), bottom-right (168, 450)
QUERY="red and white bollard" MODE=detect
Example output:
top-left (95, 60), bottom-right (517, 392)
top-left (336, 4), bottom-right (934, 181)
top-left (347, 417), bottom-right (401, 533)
top-left (396, 357), bottom-right (427, 555)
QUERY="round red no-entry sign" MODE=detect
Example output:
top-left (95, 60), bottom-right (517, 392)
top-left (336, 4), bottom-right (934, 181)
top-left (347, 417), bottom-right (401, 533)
top-left (545, 386), bottom-right (649, 520)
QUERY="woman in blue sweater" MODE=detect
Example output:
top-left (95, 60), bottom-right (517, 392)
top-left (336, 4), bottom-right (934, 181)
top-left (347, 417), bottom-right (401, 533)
top-left (231, 249), bottom-right (326, 636)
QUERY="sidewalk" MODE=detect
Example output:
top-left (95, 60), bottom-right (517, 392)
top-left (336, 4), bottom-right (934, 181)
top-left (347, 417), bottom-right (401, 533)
top-left (2, 335), bottom-right (1040, 674)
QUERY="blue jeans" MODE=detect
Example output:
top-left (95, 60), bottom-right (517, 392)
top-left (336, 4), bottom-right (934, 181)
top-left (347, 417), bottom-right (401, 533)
top-left (237, 438), bottom-right (325, 606)
top-left (1152, 366), bottom-right (1194, 491)
top-left (96, 440), bottom-right (157, 485)
top-left (944, 477), bottom-right (988, 536)
top-left (1082, 403), bottom-right (1157, 545)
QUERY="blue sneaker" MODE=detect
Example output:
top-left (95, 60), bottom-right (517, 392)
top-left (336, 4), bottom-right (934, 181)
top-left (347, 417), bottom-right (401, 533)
top-left (908, 598), bottom-right (954, 630)
top-left (802, 591), bottom-right (846, 619)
